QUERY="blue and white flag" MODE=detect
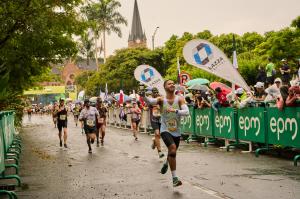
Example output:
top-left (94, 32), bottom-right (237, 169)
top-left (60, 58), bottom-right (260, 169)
top-left (134, 65), bottom-right (166, 96)
top-left (183, 39), bottom-right (249, 90)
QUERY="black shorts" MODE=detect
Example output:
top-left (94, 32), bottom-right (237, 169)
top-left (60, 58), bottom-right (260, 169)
top-left (151, 121), bottom-right (161, 131)
top-left (161, 132), bottom-right (180, 149)
top-left (57, 121), bottom-right (67, 131)
top-left (84, 126), bottom-right (97, 134)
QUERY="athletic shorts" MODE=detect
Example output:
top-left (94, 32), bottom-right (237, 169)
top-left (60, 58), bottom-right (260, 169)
top-left (57, 121), bottom-right (67, 131)
top-left (96, 118), bottom-right (106, 129)
top-left (151, 121), bottom-right (161, 131)
top-left (161, 132), bottom-right (180, 149)
top-left (84, 126), bottom-right (97, 134)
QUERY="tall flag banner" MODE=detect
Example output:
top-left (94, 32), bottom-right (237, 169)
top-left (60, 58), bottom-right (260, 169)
top-left (177, 57), bottom-right (181, 84)
top-left (119, 90), bottom-right (124, 105)
top-left (105, 83), bottom-right (108, 100)
top-left (232, 35), bottom-right (238, 69)
top-left (134, 65), bottom-right (166, 96)
top-left (183, 39), bottom-right (249, 91)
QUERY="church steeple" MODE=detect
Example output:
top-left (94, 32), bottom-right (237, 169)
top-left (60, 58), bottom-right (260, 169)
top-left (128, 0), bottom-right (147, 48)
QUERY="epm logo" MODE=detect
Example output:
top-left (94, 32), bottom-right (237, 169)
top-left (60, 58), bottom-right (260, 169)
top-left (193, 43), bottom-right (213, 65)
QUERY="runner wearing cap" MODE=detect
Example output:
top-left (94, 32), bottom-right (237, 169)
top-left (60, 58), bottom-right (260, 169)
top-left (56, 99), bottom-right (68, 148)
top-left (79, 99), bottom-right (100, 153)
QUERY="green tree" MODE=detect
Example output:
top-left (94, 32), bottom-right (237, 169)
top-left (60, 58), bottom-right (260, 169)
top-left (0, 0), bottom-right (85, 121)
top-left (83, 0), bottom-right (127, 63)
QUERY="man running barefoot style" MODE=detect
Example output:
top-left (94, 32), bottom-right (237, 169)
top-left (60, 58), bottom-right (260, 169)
top-left (56, 99), bottom-right (68, 148)
top-left (79, 99), bottom-right (100, 153)
top-left (149, 87), bottom-right (164, 159)
top-left (96, 98), bottom-right (108, 147)
top-left (141, 80), bottom-right (189, 187)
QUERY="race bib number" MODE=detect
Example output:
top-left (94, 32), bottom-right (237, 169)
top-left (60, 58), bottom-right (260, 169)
top-left (166, 119), bottom-right (177, 132)
top-left (98, 118), bottom-right (104, 124)
top-left (86, 119), bottom-right (95, 127)
top-left (60, 115), bottom-right (66, 120)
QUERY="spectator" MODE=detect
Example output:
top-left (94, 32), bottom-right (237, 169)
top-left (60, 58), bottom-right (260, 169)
top-left (196, 95), bottom-right (211, 109)
top-left (264, 86), bottom-right (280, 106)
top-left (212, 87), bottom-right (229, 111)
top-left (265, 58), bottom-right (276, 87)
top-left (280, 59), bottom-right (291, 85)
top-left (253, 82), bottom-right (267, 102)
top-left (256, 66), bottom-right (266, 83)
top-left (185, 95), bottom-right (195, 106)
top-left (286, 86), bottom-right (300, 107)
top-left (276, 86), bottom-right (289, 110)
top-left (274, 78), bottom-right (282, 89)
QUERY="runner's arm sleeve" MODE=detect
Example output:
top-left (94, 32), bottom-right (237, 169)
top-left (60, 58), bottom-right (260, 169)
top-left (176, 104), bottom-right (189, 116)
top-left (143, 96), bottom-right (158, 105)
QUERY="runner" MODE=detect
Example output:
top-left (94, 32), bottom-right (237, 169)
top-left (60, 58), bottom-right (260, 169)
top-left (56, 99), bottom-right (68, 148)
top-left (73, 103), bottom-right (80, 127)
top-left (96, 98), bottom-right (108, 147)
top-left (52, 102), bottom-right (59, 128)
top-left (141, 80), bottom-right (189, 187)
top-left (149, 88), bottom-right (164, 158)
top-left (27, 106), bottom-right (32, 122)
top-left (79, 99), bottom-right (100, 153)
top-left (129, 101), bottom-right (141, 141)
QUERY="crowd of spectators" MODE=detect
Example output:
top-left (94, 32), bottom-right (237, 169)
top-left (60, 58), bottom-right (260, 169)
top-left (184, 58), bottom-right (300, 111)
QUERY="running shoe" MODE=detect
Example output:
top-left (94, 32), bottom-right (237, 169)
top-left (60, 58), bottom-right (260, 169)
top-left (88, 149), bottom-right (92, 153)
top-left (60, 141), bottom-right (62, 147)
top-left (64, 144), bottom-right (68, 148)
top-left (158, 152), bottom-right (165, 158)
top-left (172, 177), bottom-right (182, 187)
top-left (135, 137), bottom-right (138, 141)
top-left (160, 162), bottom-right (168, 174)
top-left (101, 140), bottom-right (104, 146)
top-left (97, 141), bottom-right (100, 147)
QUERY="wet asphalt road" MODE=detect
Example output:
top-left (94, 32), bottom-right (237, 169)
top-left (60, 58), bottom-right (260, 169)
top-left (13, 114), bottom-right (300, 199)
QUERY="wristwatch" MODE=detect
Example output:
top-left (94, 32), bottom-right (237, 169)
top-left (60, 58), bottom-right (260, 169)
top-left (175, 109), bottom-right (179, 114)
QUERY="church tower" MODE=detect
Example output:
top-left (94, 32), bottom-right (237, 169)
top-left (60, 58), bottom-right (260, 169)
top-left (128, 0), bottom-right (147, 48)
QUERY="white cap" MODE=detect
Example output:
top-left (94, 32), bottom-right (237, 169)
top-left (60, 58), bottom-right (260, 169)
top-left (254, 82), bottom-right (264, 88)
top-left (235, 88), bottom-right (244, 94)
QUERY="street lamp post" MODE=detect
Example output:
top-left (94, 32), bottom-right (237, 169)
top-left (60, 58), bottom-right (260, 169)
top-left (152, 26), bottom-right (159, 50)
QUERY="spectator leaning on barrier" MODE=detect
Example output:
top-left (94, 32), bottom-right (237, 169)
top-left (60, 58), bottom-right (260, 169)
top-left (253, 82), bottom-right (267, 102)
top-left (280, 59), bottom-right (291, 85)
top-left (285, 86), bottom-right (300, 107)
top-left (265, 58), bottom-right (276, 87)
top-left (212, 87), bottom-right (229, 111)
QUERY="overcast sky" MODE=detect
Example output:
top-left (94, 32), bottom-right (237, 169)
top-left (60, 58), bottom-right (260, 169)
top-left (104, 0), bottom-right (300, 56)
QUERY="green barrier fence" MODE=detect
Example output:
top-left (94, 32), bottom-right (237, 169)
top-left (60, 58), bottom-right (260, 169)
top-left (181, 106), bottom-right (300, 166)
top-left (194, 108), bottom-right (214, 137)
top-left (180, 106), bottom-right (195, 135)
top-left (0, 111), bottom-right (21, 199)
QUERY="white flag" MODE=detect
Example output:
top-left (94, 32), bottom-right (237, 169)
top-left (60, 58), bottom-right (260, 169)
top-left (134, 65), bottom-right (166, 96)
top-left (183, 39), bottom-right (249, 90)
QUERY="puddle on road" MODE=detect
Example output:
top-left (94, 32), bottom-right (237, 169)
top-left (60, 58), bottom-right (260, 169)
top-left (31, 147), bottom-right (54, 160)
top-left (224, 167), bottom-right (300, 182)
